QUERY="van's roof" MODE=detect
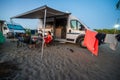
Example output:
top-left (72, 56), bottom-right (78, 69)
top-left (11, 5), bottom-right (70, 19)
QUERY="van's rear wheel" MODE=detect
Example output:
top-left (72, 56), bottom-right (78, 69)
top-left (77, 37), bottom-right (86, 48)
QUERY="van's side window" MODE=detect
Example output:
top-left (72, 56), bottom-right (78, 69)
top-left (4, 27), bottom-right (7, 30)
top-left (70, 20), bottom-right (81, 30)
top-left (70, 20), bottom-right (85, 30)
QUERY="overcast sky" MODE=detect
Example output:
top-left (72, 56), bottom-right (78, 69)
top-left (0, 0), bottom-right (120, 29)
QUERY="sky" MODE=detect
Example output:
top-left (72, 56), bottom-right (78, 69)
top-left (0, 0), bottom-right (120, 29)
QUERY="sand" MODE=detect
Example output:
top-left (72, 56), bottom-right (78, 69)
top-left (0, 39), bottom-right (120, 80)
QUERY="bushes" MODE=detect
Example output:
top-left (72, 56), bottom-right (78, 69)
top-left (94, 29), bottom-right (120, 34)
top-left (25, 28), bottom-right (31, 35)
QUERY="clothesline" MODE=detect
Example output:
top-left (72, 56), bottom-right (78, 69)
top-left (84, 29), bottom-right (120, 56)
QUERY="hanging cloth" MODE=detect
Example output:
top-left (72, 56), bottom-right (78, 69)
top-left (104, 34), bottom-right (118, 50)
top-left (0, 32), bottom-right (5, 44)
top-left (84, 30), bottom-right (99, 56)
top-left (95, 33), bottom-right (106, 45)
top-left (116, 34), bottom-right (120, 42)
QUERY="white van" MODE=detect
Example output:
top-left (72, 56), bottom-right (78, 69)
top-left (11, 5), bottom-right (89, 47)
top-left (2, 23), bottom-right (25, 38)
top-left (38, 15), bottom-right (88, 48)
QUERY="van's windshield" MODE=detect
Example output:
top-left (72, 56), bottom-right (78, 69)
top-left (7, 24), bottom-right (24, 30)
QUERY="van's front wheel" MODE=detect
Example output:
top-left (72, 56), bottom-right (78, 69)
top-left (77, 37), bottom-right (86, 48)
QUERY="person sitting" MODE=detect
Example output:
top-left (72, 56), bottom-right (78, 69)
top-left (17, 33), bottom-right (25, 47)
top-left (38, 33), bottom-right (43, 42)
top-left (23, 33), bottom-right (31, 44)
top-left (24, 33), bottom-right (36, 48)
top-left (44, 31), bottom-right (53, 47)
top-left (35, 33), bottom-right (43, 47)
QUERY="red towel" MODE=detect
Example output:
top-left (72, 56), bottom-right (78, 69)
top-left (84, 30), bottom-right (98, 56)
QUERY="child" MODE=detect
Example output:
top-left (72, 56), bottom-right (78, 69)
top-left (35, 33), bottom-right (43, 47)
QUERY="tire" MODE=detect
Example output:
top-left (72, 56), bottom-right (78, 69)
top-left (6, 33), bottom-right (9, 38)
top-left (77, 37), bottom-right (86, 48)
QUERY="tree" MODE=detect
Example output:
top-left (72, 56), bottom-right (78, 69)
top-left (116, 0), bottom-right (120, 10)
top-left (94, 29), bottom-right (120, 34)
top-left (25, 28), bottom-right (31, 35)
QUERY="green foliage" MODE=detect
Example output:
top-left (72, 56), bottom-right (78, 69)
top-left (94, 29), bottom-right (120, 34)
top-left (25, 28), bottom-right (31, 35)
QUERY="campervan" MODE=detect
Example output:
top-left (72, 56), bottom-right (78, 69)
top-left (38, 15), bottom-right (88, 48)
top-left (11, 5), bottom-right (89, 48)
top-left (2, 23), bottom-right (25, 38)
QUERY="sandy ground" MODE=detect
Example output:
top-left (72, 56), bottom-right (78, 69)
top-left (0, 39), bottom-right (120, 80)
